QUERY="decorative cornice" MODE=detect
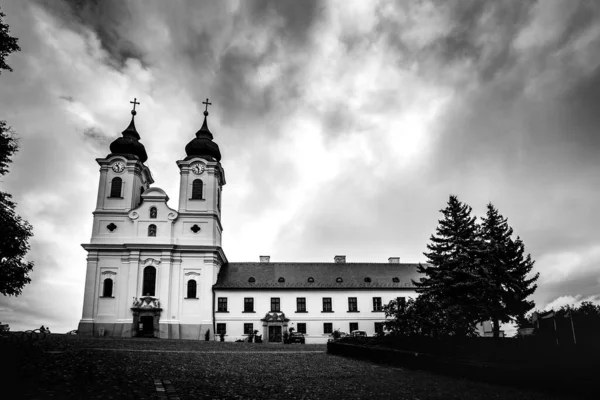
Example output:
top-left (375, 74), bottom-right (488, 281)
top-left (184, 271), bottom-right (201, 276)
top-left (101, 270), bottom-right (117, 276)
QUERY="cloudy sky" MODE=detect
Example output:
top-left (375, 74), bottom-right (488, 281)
top-left (1, 0), bottom-right (599, 333)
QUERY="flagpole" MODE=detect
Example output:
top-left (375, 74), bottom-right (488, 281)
top-left (553, 314), bottom-right (559, 345)
top-left (570, 313), bottom-right (576, 345)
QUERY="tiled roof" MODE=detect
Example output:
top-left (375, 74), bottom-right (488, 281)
top-left (214, 262), bottom-right (423, 289)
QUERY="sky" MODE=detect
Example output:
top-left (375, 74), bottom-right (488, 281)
top-left (0, 0), bottom-right (599, 333)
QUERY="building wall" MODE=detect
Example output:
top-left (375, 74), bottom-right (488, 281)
top-left (214, 288), bottom-right (418, 343)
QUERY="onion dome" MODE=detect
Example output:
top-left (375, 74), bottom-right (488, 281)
top-left (108, 99), bottom-right (148, 163)
top-left (185, 101), bottom-right (222, 162)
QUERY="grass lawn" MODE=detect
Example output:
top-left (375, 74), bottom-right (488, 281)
top-left (0, 334), bottom-right (586, 399)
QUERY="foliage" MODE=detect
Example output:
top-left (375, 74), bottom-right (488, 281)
top-left (382, 296), bottom-right (478, 338)
top-left (0, 11), bottom-right (32, 297)
top-left (480, 204), bottom-right (539, 337)
top-left (0, 6), bottom-right (21, 74)
top-left (1, 123), bottom-right (34, 296)
top-left (527, 302), bottom-right (600, 345)
top-left (414, 195), bottom-right (488, 336)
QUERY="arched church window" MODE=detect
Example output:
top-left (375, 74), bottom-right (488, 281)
top-left (103, 278), bottom-right (113, 297)
top-left (187, 280), bottom-right (197, 299)
top-left (110, 177), bottom-right (122, 198)
top-left (392, 277), bottom-right (400, 283)
top-left (217, 189), bottom-right (221, 211)
top-left (191, 179), bottom-right (203, 200)
top-left (148, 224), bottom-right (157, 237)
top-left (248, 277), bottom-right (255, 283)
top-left (142, 266), bottom-right (156, 296)
top-left (278, 277), bottom-right (285, 283)
top-left (150, 207), bottom-right (157, 219)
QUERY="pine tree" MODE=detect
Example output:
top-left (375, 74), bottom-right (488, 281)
top-left (480, 203), bottom-right (538, 337)
top-left (414, 195), bottom-right (487, 336)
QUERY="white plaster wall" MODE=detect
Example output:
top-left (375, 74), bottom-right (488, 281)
top-left (214, 289), bottom-right (418, 343)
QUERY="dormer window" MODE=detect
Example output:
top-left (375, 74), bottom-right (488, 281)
top-left (392, 277), bottom-right (400, 283)
top-left (278, 277), bottom-right (285, 283)
top-left (149, 207), bottom-right (157, 219)
top-left (248, 277), bottom-right (255, 283)
top-left (191, 179), bottom-right (203, 200)
top-left (336, 277), bottom-right (343, 283)
top-left (109, 177), bottom-right (122, 198)
top-left (307, 277), bottom-right (314, 283)
top-left (148, 224), bottom-right (157, 237)
top-left (364, 277), bottom-right (371, 283)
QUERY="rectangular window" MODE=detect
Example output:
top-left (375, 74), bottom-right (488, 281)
top-left (244, 298), bottom-right (254, 312)
top-left (322, 297), bottom-right (332, 312)
top-left (397, 297), bottom-right (406, 309)
top-left (349, 322), bottom-right (359, 333)
top-left (373, 297), bottom-right (382, 311)
top-left (297, 323), bottom-right (306, 334)
top-left (217, 323), bottom-right (226, 335)
top-left (374, 322), bottom-right (384, 334)
top-left (297, 297), bottom-right (306, 312)
top-left (323, 323), bottom-right (333, 334)
top-left (217, 297), bottom-right (228, 312)
top-left (348, 297), bottom-right (358, 312)
top-left (244, 323), bottom-right (253, 335)
top-left (271, 297), bottom-right (280, 312)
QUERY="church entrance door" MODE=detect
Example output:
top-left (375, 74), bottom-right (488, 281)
top-left (140, 316), bottom-right (154, 337)
top-left (268, 326), bottom-right (282, 343)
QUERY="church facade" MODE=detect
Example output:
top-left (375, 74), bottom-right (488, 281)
top-left (78, 102), bottom-right (421, 343)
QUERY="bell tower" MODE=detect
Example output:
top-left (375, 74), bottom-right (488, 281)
top-left (176, 98), bottom-right (225, 246)
top-left (93, 98), bottom-right (153, 215)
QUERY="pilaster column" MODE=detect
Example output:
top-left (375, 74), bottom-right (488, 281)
top-left (81, 252), bottom-right (99, 321)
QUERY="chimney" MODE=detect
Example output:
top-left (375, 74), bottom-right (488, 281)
top-left (334, 255), bottom-right (346, 263)
top-left (259, 255), bottom-right (270, 263)
top-left (388, 257), bottom-right (400, 264)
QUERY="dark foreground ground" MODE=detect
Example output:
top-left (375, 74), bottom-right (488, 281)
top-left (0, 334), bottom-right (588, 400)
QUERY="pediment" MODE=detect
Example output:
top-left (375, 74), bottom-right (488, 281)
top-left (129, 187), bottom-right (178, 222)
top-left (261, 312), bottom-right (289, 323)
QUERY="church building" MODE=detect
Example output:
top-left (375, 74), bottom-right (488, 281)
top-left (78, 100), bottom-right (421, 343)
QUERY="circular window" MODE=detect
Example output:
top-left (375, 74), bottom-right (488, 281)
top-left (336, 277), bottom-right (343, 283)
top-left (392, 277), bottom-right (400, 283)
top-left (364, 277), bottom-right (371, 283)
top-left (307, 277), bottom-right (315, 283)
top-left (248, 277), bottom-right (255, 283)
top-left (278, 277), bottom-right (285, 283)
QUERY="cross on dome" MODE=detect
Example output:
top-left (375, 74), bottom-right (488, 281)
top-left (130, 97), bottom-right (140, 116)
top-left (202, 98), bottom-right (212, 116)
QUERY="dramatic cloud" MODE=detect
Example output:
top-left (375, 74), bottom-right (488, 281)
top-left (0, 0), bottom-right (599, 332)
